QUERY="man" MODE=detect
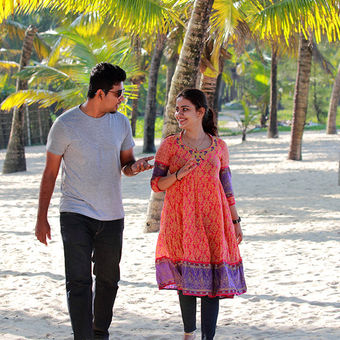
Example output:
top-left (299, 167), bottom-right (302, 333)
top-left (35, 63), bottom-right (153, 340)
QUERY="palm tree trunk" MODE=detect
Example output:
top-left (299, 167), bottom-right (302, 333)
top-left (3, 25), bottom-right (37, 174)
top-left (165, 56), bottom-right (177, 106)
top-left (268, 43), bottom-right (279, 138)
top-left (144, 191), bottom-right (165, 232)
top-left (143, 33), bottom-right (167, 153)
top-left (213, 71), bottom-right (225, 114)
top-left (130, 35), bottom-right (143, 137)
top-left (130, 83), bottom-right (141, 137)
top-left (326, 62), bottom-right (340, 134)
top-left (201, 74), bottom-right (218, 111)
top-left (288, 35), bottom-right (313, 161)
top-left (145, 0), bottom-right (214, 232)
top-left (161, 0), bottom-right (214, 138)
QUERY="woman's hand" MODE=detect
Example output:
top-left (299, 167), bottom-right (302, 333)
top-left (234, 223), bottom-right (243, 244)
top-left (131, 156), bottom-right (154, 173)
top-left (176, 157), bottom-right (198, 180)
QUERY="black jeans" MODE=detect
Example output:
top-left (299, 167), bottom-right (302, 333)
top-left (60, 212), bottom-right (124, 340)
top-left (179, 291), bottom-right (219, 340)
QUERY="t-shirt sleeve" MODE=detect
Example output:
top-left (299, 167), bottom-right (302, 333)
top-left (46, 118), bottom-right (70, 156)
top-left (219, 139), bottom-right (235, 206)
top-left (121, 116), bottom-right (135, 151)
top-left (150, 137), bottom-right (171, 192)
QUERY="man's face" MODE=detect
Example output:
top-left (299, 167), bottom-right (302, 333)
top-left (103, 81), bottom-right (125, 113)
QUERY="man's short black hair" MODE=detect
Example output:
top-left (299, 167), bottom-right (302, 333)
top-left (87, 63), bottom-right (126, 98)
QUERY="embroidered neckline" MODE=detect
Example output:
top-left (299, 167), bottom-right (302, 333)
top-left (177, 132), bottom-right (216, 154)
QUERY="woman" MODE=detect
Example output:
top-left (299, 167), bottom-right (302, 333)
top-left (151, 89), bottom-right (246, 340)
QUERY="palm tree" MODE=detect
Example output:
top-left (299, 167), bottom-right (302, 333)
top-left (2, 25), bottom-right (38, 174)
top-left (199, 0), bottom-right (245, 110)
top-left (288, 34), bottom-right (313, 160)
top-left (267, 42), bottom-right (279, 138)
top-left (164, 27), bottom-right (182, 105)
top-left (0, 1), bottom-right (180, 35)
top-left (250, 0), bottom-right (340, 160)
top-left (143, 33), bottom-right (167, 153)
top-left (145, 0), bottom-right (215, 232)
top-left (129, 35), bottom-right (146, 136)
top-left (0, 26), bottom-right (139, 113)
top-left (326, 62), bottom-right (340, 134)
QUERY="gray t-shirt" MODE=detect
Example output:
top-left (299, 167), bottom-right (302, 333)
top-left (46, 106), bottom-right (135, 220)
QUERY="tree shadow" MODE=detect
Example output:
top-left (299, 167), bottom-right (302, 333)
top-left (0, 269), bottom-right (64, 281)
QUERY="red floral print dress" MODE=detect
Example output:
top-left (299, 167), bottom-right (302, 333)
top-left (151, 133), bottom-right (246, 298)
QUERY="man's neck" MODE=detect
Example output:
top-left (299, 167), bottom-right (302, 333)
top-left (80, 100), bottom-right (107, 118)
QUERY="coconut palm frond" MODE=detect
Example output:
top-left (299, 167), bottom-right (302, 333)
top-left (211, 0), bottom-right (243, 40)
top-left (55, 64), bottom-right (89, 84)
top-left (94, 38), bottom-right (138, 73)
top-left (249, 0), bottom-right (340, 44)
top-left (71, 12), bottom-right (104, 37)
top-left (312, 43), bottom-right (336, 75)
top-left (56, 29), bottom-right (98, 67)
top-left (33, 33), bottom-right (51, 60)
top-left (12, 0), bottom-right (43, 17)
top-left (44, 0), bottom-right (181, 35)
top-left (53, 88), bottom-right (88, 110)
top-left (47, 36), bottom-right (64, 67)
top-left (2, 19), bottom-right (26, 40)
top-left (0, 87), bottom-right (88, 111)
top-left (0, 48), bottom-right (22, 58)
top-left (0, 60), bottom-right (19, 71)
top-left (2, 0), bottom-right (184, 35)
top-left (16, 65), bottom-right (74, 88)
top-left (0, 89), bottom-right (60, 110)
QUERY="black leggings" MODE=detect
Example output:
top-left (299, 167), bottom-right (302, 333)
top-left (178, 291), bottom-right (219, 340)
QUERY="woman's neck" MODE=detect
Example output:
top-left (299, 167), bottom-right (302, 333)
top-left (183, 127), bottom-right (206, 141)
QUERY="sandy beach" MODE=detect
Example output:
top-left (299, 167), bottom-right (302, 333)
top-left (0, 130), bottom-right (339, 340)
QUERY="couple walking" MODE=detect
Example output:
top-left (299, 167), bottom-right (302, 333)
top-left (35, 62), bottom-right (246, 340)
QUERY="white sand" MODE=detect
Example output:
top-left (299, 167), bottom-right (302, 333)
top-left (0, 131), bottom-right (339, 340)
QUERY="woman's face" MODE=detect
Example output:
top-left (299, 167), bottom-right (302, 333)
top-left (175, 97), bottom-right (204, 130)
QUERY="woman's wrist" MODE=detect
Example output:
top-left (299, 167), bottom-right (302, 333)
top-left (232, 216), bottom-right (241, 224)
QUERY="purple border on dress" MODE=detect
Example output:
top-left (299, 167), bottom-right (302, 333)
top-left (151, 161), bottom-right (168, 180)
top-left (156, 258), bottom-right (247, 297)
top-left (220, 167), bottom-right (234, 198)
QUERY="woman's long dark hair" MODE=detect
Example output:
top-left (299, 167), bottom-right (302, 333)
top-left (176, 88), bottom-right (218, 136)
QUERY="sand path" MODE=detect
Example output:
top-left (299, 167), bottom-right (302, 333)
top-left (0, 131), bottom-right (339, 339)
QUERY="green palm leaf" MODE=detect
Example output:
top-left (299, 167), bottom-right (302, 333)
top-left (0, 88), bottom-right (87, 111)
top-left (249, 0), bottom-right (340, 44)
top-left (16, 65), bottom-right (74, 86)
top-left (0, 60), bottom-right (19, 71)
top-left (1, 0), bottom-right (183, 35)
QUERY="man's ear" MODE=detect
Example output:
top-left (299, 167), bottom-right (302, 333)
top-left (96, 89), bottom-right (105, 100)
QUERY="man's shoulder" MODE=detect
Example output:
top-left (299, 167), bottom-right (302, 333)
top-left (55, 106), bottom-right (81, 124)
top-left (113, 111), bottom-right (129, 123)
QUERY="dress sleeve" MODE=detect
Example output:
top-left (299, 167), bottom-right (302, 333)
top-left (150, 137), bottom-right (171, 192)
top-left (219, 140), bottom-right (236, 206)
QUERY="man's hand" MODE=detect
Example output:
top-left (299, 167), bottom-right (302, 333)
top-left (130, 156), bottom-right (154, 174)
top-left (35, 218), bottom-right (51, 246)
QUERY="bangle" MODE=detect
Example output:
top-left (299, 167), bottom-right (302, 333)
top-left (232, 216), bottom-right (241, 224)
top-left (175, 170), bottom-right (181, 181)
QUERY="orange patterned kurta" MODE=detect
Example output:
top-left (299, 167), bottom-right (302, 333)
top-left (151, 133), bottom-right (246, 298)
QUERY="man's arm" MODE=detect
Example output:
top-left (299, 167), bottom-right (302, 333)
top-left (120, 148), bottom-right (154, 176)
top-left (35, 151), bottom-right (62, 245)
